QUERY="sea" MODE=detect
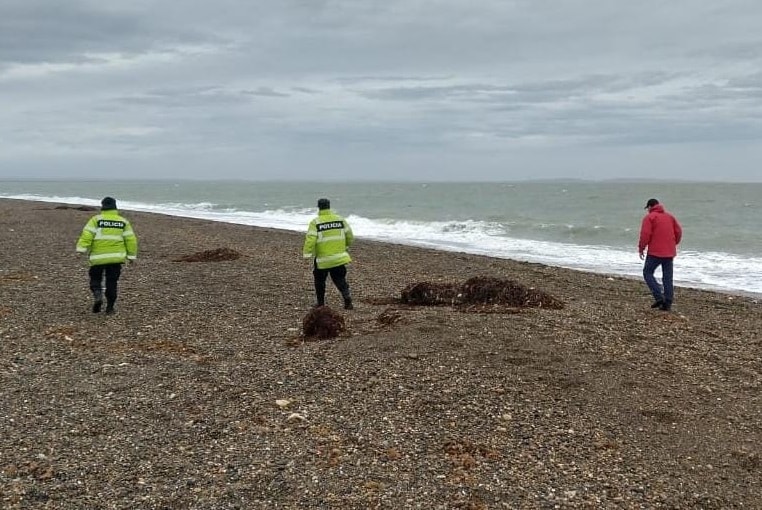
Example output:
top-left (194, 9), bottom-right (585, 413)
top-left (1, 180), bottom-right (761, 296)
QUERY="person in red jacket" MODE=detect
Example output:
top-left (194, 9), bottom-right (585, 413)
top-left (639, 198), bottom-right (683, 311)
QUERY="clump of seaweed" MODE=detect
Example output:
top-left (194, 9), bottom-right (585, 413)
top-left (460, 276), bottom-right (564, 309)
top-left (399, 276), bottom-right (564, 309)
top-left (377, 308), bottom-right (404, 326)
top-left (173, 248), bottom-right (242, 262)
top-left (54, 205), bottom-right (97, 211)
top-left (302, 306), bottom-right (346, 339)
top-left (400, 282), bottom-right (460, 305)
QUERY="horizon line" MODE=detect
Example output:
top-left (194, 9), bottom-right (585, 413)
top-left (2, 177), bottom-right (761, 184)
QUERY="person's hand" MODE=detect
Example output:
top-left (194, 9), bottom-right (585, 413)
top-left (639, 251), bottom-right (645, 260)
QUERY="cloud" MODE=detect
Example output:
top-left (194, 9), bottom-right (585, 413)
top-left (1, 0), bottom-right (761, 181)
top-left (0, 1), bottom-right (215, 65)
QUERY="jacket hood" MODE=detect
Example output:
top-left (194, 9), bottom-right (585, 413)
top-left (649, 204), bottom-right (665, 213)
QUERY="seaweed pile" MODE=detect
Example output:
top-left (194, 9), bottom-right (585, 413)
top-left (376, 308), bottom-right (403, 326)
top-left (54, 205), bottom-right (97, 211)
top-left (173, 248), bottom-right (242, 262)
top-left (302, 305), bottom-right (346, 339)
top-left (400, 282), bottom-right (460, 306)
top-left (401, 276), bottom-right (564, 309)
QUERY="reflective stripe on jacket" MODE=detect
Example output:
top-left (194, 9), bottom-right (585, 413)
top-left (76, 210), bottom-right (138, 266)
top-left (302, 209), bottom-right (353, 269)
top-left (638, 204), bottom-right (682, 258)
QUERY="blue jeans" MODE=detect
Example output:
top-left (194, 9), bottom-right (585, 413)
top-left (643, 255), bottom-right (674, 303)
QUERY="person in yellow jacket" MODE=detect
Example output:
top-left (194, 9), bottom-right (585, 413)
top-left (76, 197), bottom-right (138, 314)
top-left (302, 198), bottom-right (354, 309)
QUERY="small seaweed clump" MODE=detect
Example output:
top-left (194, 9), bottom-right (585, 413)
top-left (377, 308), bottom-right (403, 326)
top-left (400, 282), bottom-right (460, 305)
top-left (54, 205), bottom-right (97, 211)
top-left (174, 248), bottom-right (242, 262)
top-left (302, 306), bottom-right (346, 340)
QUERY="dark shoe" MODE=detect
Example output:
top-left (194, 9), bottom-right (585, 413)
top-left (659, 301), bottom-right (672, 312)
top-left (92, 291), bottom-right (103, 313)
top-left (344, 299), bottom-right (354, 310)
top-left (651, 300), bottom-right (664, 309)
top-left (105, 306), bottom-right (115, 315)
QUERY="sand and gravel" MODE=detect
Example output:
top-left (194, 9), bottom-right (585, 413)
top-left (1, 198), bottom-right (760, 509)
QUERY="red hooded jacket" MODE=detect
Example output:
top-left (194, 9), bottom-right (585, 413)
top-left (639, 204), bottom-right (682, 258)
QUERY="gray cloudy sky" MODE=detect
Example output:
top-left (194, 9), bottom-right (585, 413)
top-left (1, 0), bottom-right (761, 181)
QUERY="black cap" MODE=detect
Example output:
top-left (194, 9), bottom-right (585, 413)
top-left (644, 198), bottom-right (659, 210)
top-left (317, 198), bottom-right (330, 210)
top-left (101, 196), bottom-right (117, 210)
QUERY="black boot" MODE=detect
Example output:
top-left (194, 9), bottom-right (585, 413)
top-left (340, 288), bottom-right (353, 310)
top-left (92, 290), bottom-right (103, 313)
top-left (659, 300), bottom-right (672, 312)
top-left (105, 295), bottom-right (117, 314)
top-left (651, 299), bottom-right (664, 309)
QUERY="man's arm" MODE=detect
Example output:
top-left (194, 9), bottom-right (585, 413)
top-left (344, 220), bottom-right (354, 248)
top-left (638, 215), bottom-right (651, 258)
top-left (302, 220), bottom-right (317, 259)
top-left (123, 220), bottom-right (138, 261)
top-left (76, 216), bottom-right (97, 254)
top-left (673, 216), bottom-right (683, 246)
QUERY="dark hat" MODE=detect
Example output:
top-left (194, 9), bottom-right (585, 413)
top-left (317, 198), bottom-right (330, 210)
top-left (644, 198), bottom-right (659, 210)
top-left (101, 196), bottom-right (117, 210)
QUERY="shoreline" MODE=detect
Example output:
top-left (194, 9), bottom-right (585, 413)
top-left (2, 196), bottom-right (758, 299)
top-left (1, 198), bottom-right (760, 508)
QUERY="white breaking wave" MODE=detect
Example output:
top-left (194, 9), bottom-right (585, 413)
top-left (4, 193), bottom-right (761, 295)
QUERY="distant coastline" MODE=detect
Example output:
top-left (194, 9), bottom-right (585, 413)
top-left (2, 177), bottom-right (761, 184)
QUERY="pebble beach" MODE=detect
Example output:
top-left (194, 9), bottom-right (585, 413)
top-left (1, 198), bottom-right (760, 509)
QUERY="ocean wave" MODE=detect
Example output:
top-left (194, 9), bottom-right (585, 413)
top-left (3, 193), bottom-right (761, 295)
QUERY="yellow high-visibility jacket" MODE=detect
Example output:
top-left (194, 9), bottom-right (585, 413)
top-left (76, 210), bottom-right (138, 265)
top-left (302, 209), bottom-right (353, 269)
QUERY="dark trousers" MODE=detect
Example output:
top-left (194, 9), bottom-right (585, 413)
top-left (643, 255), bottom-right (674, 304)
top-left (89, 264), bottom-right (122, 306)
top-left (313, 263), bottom-right (351, 306)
